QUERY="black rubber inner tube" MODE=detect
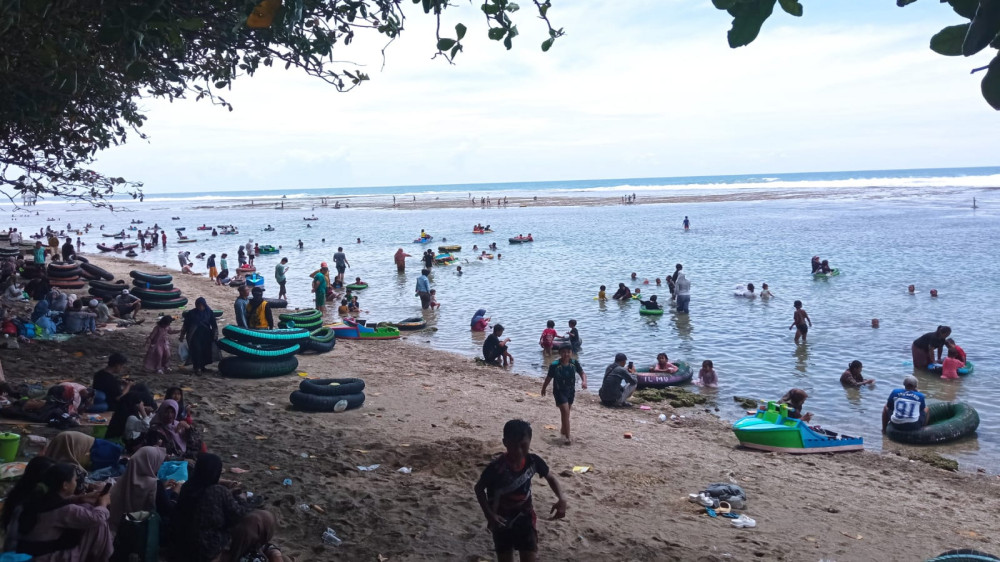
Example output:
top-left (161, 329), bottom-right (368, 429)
top-left (222, 325), bottom-right (310, 345)
top-left (131, 287), bottom-right (183, 300)
top-left (265, 298), bottom-right (288, 309)
top-left (47, 267), bottom-right (82, 279)
top-left (142, 297), bottom-right (189, 309)
top-left (309, 327), bottom-right (336, 343)
top-left (129, 270), bottom-right (173, 284)
top-left (89, 280), bottom-right (128, 291)
top-left (218, 355), bottom-right (299, 379)
top-left (302, 338), bottom-right (335, 354)
top-left (217, 338), bottom-right (300, 359)
top-left (289, 390), bottom-right (365, 412)
top-left (886, 402), bottom-right (980, 445)
top-left (79, 262), bottom-right (113, 280)
top-left (926, 550), bottom-right (1000, 562)
top-left (299, 378), bottom-right (364, 396)
top-left (131, 280), bottom-right (174, 291)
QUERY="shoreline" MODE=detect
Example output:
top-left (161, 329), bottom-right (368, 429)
top-left (10, 252), bottom-right (991, 560)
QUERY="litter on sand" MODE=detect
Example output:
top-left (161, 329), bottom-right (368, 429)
top-left (544, 425), bottom-right (558, 430)
top-left (358, 464), bottom-right (380, 472)
top-left (397, 467), bottom-right (412, 474)
top-left (297, 372), bottom-right (309, 377)
top-left (572, 466), bottom-right (591, 474)
top-left (254, 435), bottom-right (268, 440)
top-left (639, 405), bottom-right (651, 410)
top-left (229, 467), bottom-right (249, 474)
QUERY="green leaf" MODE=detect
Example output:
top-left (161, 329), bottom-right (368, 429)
top-left (508, 2), bottom-right (520, 12)
top-left (541, 37), bottom-right (553, 52)
top-left (963, 0), bottom-right (1000, 56)
top-left (214, 80), bottom-right (228, 89)
top-left (178, 18), bottom-right (205, 31)
top-left (503, 35), bottom-right (512, 49)
top-left (777, 0), bottom-right (802, 17)
top-left (983, 55), bottom-right (1000, 110)
top-left (482, 3), bottom-right (499, 15)
top-left (947, 0), bottom-right (978, 20)
top-left (488, 27), bottom-right (505, 40)
top-left (713, 0), bottom-right (737, 9)
top-left (455, 23), bottom-right (467, 40)
top-left (450, 44), bottom-right (462, 59)
top-left (436, 38), bottom-right (456, 51)
top-left (930, 23), bottom-right (969, 56)
top-left (727, 0), bottom-right (776, 48)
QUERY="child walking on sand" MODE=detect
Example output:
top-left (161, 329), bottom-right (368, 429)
top-left (789, 300), bottom-right (812, 344)
top-left (475, 419), bottom-right (567, 562)
top-left (542, 345), bottom-right (587, 444)
top-left (143, 316), bottom-right (178, 374)
top-left (696, 360), bottom-right (718, 388)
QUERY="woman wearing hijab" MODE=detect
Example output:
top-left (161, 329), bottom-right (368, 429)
top-left (180, 297), bottom-right (218, 373)
top-left (1, 456), bottom-right (56, 547)
top-left (146, 400), bottom-right (201, 458)
top-left (107, 446), bottom-right (174, 534)
top-left (45, 431), bottom-right (124, 488)
top-left (172, 453), bottom-right (252, 561)
top-left (106, 384), bottom-right (156, 442)
top-left (226, 510), bottom-right (287, 562)
top-left (9, 462), bottom-right (114, 561)
top-left (470, 308), bottom-right (489, 332)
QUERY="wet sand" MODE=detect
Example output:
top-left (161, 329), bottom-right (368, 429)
top-left (3, 253), bottom-right (998, 561)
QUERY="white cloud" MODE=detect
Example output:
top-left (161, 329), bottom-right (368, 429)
top-left (92, 1), bottom-right (999, 192)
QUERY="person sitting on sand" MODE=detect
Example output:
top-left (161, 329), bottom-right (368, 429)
top-left (612, 283), bottom-right (631, 301)
top-left (47, 382), bottom-right (94, 415)
top-left (696, 360), bottom-right (718, 387)
top-left (639, 294), bottom-right (661, 310)
top-left (882, 376), bottom-right (928, 433)
top-left (145, 399), bottom-right (200, 458)
top-left (114, 289), bottom-right (142, 321)
top-left (778, 388), bottom-right (812, 423)
top-left (483, 324), bottom-right (510, 366)
top-left (649, 352), bottom-right (678, 374)
top-left (840, 360), bottom-right (875, 387)
top-left (215, 269), bottom-right (231, 286)
top-left (599, 353), bottom-right (637, 407)
top-left (93, 353), bottom-right (132, 412)
top-left (62, 299), bottom-right (97, 335)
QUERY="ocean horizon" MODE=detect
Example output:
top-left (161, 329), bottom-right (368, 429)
top-left (95, 165), bottom-right (1000, 204)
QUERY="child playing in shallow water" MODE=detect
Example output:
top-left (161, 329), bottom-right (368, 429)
top-left (940, 347), bottom-right (965, 380)
top-left (597, 285), bottom-right (606, 302)
top-left (696, 360), bottom-right (718, 387)
top-left (539, 320), bottom-right (558, 354)
top-left (789, 300), bottom-right (811, 344)
top-left (429, 289), bottom-right (440, 310)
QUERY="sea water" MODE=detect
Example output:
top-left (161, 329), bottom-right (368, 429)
top-left (13, 173), bottom-right (1000, 469)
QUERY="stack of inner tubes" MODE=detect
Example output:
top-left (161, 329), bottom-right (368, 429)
top-left (47, 261), bottom-right (87, 290)
top-left (0, 246), bottom-right (19, 261)
top-left (300, 327), bottom-right (336, 354)
top-left (217, 325), bottom-right (307, 378)
top-left (277, 309), bottom-right (322, 330)
top-left (128, 271), bottom-right (188, 309)
top-left (290, 378), bottom-right (365, 412)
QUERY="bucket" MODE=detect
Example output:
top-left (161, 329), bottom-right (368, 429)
top-left (0, 433), bottom-right (21, 463)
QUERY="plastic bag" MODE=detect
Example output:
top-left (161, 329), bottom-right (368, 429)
top-left (178, 341), bottom-right (189, 363)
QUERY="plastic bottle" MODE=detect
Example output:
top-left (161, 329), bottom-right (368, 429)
top-left (321, 528), bottom-right (342, 546)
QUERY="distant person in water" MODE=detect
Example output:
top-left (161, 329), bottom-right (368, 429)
top-left (612, 283), bottom-right (631, 301)
top-left (811, 256), bottom-right (822, 273)
top-left (683, 216), bottom-right (690, 229)
top-left (840, 360), bottom-right (875, 387)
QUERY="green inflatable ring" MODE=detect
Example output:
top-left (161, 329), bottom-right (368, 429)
top-left (278, 309), bottom-right (322, 323)
top-left (216, 338), bottom-right (300, 359)
top-left (222, 325), bottom-right (310, 345)
top-left (639, 307), bottom-right (664, 316)
top-left (142, 297), bottom-right (189, 309)
top-left (346, 283), bottom-right (368, 290)
top-left (886, 402), bottom-right (979, 445)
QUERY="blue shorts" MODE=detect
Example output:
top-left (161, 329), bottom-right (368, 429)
top-left (552, 385), bottom-right (575, 406)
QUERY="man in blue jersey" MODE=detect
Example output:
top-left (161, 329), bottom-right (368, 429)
top-left (882, 376), bottom-right (928, 433)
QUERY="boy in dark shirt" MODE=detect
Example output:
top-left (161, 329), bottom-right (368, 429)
top-left (92, 352), bottom-right (132, 411)
top-left (475, 419), bottom-right (567, 562)
top-left (541, 345), bottom-right (587, 444)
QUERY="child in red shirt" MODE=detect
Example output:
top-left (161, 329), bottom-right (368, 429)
top-left (538, 320), bottom-right (558, 354)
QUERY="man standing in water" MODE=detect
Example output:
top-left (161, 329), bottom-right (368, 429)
top-left (333, 247), bottom-right (350, 283)
top-left (312, 265), bottom-right (329, 312)
top-left (394, 248), bottom-right (411, 273)
top-left (275, 257), bottom-right (289, 300)
top-left (415, 268), bottom-right (431, 309)
top-left (675, 272), bottom-right (691, 313)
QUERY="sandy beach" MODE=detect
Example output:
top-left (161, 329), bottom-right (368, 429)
top-left (2, 252), bottom-right (998, 562)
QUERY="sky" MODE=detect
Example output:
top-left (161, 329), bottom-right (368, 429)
top-left (90, 0), bottom-right (999, 193)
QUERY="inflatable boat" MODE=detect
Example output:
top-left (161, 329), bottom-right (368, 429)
top-left (329, 319), bottom-right (400, 340)
top-left (733, 401), bottom-right (864, 454)
top-left (635, 362), bottom-right (693, 389)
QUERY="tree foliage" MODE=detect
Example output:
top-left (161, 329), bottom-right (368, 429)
top-left (0, 0), bottom-right (563, 207)
top-left (713, 0), bottom-right (1000, 110)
